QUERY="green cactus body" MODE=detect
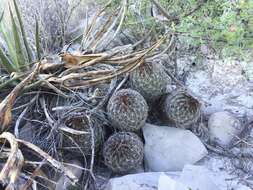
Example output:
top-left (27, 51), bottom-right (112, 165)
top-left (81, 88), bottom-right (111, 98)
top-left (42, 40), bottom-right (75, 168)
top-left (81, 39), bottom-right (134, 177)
top-left (62, 116), bottom-right (103, 155)
top-left (107, 89), bottom-right (148, 132)
top-left (103, 132), bottom-right (144, 173)
top-left (129, 62), bottom-right (170, 101)
top-left (162, 89), bottom-right (201, 128)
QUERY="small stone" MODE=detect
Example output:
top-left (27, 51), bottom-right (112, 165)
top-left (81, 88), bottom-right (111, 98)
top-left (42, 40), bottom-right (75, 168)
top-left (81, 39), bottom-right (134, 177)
top-left (107, 89), bottom-right (148, 132)
top-left (19, 122), bottom-right (35, 141)
top-left (143, 123), bottom-right (208, 171)
top-left (103, 132), bottom-right (144, 173)
top-left (208, 111), bottom-right (243, 147)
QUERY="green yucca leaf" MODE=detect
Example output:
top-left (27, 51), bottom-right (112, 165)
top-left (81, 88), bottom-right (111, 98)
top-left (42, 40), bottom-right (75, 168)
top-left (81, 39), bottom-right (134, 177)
top-left (12, 0), bottom-right (33, 63)
top-left (0, 25), bottom-right (19, 66)
top-left (0, 11), bottom-right (4, 23)
top-left (35, 17), bottom-right (41, 60)
top-left (0, 46), bottom-right (16, 73)
top-left (9, 6), bottom-right (27, 71)
top-left (0, 10), bottom-right (17, 73)
top-left (0, 75), bottom-right (18, 89)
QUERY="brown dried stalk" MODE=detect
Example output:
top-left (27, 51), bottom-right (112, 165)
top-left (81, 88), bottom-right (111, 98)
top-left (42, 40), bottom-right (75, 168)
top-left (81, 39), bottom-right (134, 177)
top-left (16, 138), bottom-right (78, 184)
top-left (0, 132), bottom-right (24, 189)
top-left (89, 9), bottom-right (120, 51)
top-left (20, 161), bottom-right (54, 190)
top-left (151, 0), bottom-right (207, 23)
top-left (52, 36), bottom-right (166, 88)
top-left (67, 58), bottom-right (144, 87)
top-left (81, 0), bottom-right (114, 50)
top-left (0, 62), bottom-right (40, 131)
top-left (0, 132), bottom-right (79, 188)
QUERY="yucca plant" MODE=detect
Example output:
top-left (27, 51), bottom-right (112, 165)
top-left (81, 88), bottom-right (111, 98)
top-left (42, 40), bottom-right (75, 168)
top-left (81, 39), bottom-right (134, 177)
top-left (0, 0), bottom-right (40, 75)
top-left (0, 0), bottom-right (41, 91)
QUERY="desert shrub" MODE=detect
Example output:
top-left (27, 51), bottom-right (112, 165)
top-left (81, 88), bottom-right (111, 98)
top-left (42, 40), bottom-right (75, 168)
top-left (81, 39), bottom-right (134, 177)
top-left (98, 0), bottom-right (253, 60)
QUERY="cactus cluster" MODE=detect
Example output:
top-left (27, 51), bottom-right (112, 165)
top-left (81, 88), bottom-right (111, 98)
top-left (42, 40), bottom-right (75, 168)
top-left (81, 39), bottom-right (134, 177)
top-left (60, 63), bottom-right (201, 174)
top-left (103, 88), bottom-right (149, 172)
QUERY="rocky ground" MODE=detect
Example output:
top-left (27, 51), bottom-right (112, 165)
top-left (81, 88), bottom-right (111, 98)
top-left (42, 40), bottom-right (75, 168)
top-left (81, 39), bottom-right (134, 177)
top-left (103, 57), bottom-right (253, 190)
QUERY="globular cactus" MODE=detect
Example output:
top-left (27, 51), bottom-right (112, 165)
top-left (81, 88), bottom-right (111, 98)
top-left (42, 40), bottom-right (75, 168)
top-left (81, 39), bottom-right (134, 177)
top-left (161, 89), bottom-right (201, 128)
top-left (103, 132), bottom-right (144, 173)
top-left (106, 89), bottom-right (148, 132)
top-left (62, 115), bottom-right (104, 155)
top-left (129, 61), bottom-right (171, 101)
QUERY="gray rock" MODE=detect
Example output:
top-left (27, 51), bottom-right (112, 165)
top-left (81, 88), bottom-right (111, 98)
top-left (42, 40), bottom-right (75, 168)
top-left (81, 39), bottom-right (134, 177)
top-left (208, 111), bottom-right (243, 147)
top-left (143, 123), bottom-right (208, 172)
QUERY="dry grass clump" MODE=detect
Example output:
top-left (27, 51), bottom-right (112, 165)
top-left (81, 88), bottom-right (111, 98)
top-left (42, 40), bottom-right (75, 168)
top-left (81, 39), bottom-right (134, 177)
top-left (18, 0), bottom-right (95, 53)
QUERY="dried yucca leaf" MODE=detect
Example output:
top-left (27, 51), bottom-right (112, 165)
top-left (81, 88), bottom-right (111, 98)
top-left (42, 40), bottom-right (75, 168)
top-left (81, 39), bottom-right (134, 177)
top-left (0, 62), bottom-right (40, 130)
top-left (0, 132), bottom-right (24, 188)
top-left (16, 138), bottom-right (78, 185)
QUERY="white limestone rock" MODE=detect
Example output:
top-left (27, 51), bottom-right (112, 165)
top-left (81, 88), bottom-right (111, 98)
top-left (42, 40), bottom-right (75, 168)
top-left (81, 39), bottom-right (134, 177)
top-left (105, 172), bottom-right (162, 190)
top-left (158, 165), bottom-right (221, 190)
top-left (143, 123), bottom-right (208, 172)
top-left (158, 173), bottom-right (189, 190)
top-left (208, 111), bottom-right (243, 147)
top-left (178, 165), bottom-right (220, 190)
top-left (106, 165), bottom-right (220, 190)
